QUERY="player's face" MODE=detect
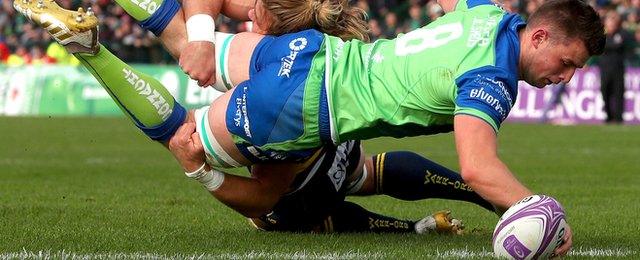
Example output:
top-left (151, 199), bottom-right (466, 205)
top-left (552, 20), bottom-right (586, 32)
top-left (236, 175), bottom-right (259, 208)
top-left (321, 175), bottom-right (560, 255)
top-left (523, 37), bottom-right (589, 88)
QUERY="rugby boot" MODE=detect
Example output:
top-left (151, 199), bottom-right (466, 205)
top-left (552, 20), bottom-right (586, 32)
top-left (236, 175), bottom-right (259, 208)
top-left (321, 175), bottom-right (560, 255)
top-left (414, 210), bottom-right (465, 235)
top-left (13, 0), bottom-right (99, 55)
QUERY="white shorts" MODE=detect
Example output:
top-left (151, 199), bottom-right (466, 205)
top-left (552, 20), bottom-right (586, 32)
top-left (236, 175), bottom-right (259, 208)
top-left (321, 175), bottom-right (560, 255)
top-left (194, 106), bottom-right (243, 168)
top-left (211, 32), bottom-right (236, 92)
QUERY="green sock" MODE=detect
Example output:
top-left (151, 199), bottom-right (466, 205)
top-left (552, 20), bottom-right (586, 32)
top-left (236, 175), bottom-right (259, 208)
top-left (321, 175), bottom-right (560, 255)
top-left (74, 44), bottom-right (176, 128)
top-left (114, 0), bottom-right (164, 21)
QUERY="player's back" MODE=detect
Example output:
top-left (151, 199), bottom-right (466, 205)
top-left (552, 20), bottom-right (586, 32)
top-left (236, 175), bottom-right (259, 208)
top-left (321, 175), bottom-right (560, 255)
top-left (323, 1), bottom-right (523, 144)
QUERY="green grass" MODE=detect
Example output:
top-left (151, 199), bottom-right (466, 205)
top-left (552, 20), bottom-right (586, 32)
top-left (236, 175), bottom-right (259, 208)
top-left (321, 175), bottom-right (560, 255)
top-left (0, 117), bottom-right (638, 259)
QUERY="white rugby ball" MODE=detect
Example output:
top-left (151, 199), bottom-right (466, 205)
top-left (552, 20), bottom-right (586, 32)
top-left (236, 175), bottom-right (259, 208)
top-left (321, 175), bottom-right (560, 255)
top-left (492, 195), bottom-right (567, 260)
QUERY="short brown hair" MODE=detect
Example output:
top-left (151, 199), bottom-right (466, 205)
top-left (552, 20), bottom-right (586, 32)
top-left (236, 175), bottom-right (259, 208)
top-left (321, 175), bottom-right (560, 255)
top-left (262, 0), bottom-right (370, 42)
top-left (527, 0), bottom-right (605, 56)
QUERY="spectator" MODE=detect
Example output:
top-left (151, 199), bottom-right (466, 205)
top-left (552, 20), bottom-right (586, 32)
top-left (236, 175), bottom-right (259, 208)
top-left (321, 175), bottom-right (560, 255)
top-left (623, 9), bottom-right (640, 31)
top-left (382, 12), bottom-right (399, 39)
top-left (628, 26), bottom-right (640, 66)
top-left (404, 4), bottom-right (426, 31)
top-left (598, 9), bottom-right (633, 124)
top-left (6, 46), bottom-right (31, 66)
top-left (368, 19), bottom-right (384, 41)
top-left (0, 37), bottom-right (9, 63)
top-left (46, 42), bottom-right (80, 65)
top-left (30, 45), bottom-right (56, 65)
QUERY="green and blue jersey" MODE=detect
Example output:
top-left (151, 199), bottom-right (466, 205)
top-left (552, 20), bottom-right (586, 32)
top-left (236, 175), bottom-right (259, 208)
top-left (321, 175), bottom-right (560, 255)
top-left (225, 0), bottom-right (525, 163)
top-left (321, 0), bottom-right (524, 144)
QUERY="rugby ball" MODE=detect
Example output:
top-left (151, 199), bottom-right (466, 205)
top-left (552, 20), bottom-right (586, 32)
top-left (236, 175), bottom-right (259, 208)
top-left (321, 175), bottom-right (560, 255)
top-left (492, 195), bottom-right (567, 260)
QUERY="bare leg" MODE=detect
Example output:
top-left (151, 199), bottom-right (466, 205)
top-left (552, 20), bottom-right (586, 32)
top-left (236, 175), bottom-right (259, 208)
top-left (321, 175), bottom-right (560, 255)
top-left (157, 9), bottom-right (187, 59)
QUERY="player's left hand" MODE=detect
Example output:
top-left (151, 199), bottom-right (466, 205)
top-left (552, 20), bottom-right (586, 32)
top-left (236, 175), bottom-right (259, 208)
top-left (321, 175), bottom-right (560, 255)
top-left (168, 122), bottom-right (206, 173)
top-left (552, 223), bottom-right (573, 258)
top-left (179, 41), bottom-right (216, 87)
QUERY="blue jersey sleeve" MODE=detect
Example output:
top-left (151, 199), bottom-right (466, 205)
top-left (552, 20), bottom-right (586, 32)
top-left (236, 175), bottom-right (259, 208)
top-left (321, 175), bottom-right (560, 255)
top-left (454, 66), bottom-right (517, 132)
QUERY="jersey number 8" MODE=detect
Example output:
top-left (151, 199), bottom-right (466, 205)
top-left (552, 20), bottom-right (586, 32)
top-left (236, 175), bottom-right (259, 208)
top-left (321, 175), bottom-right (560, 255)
top-left (395, 23), bottom-right (464, 56)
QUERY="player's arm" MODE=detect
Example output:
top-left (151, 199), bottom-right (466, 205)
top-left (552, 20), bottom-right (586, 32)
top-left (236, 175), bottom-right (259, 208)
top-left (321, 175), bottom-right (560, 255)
top-left (219, 0), bottom-right (254, 20)
top-left (180, 0), bottom-right (255, 87)
top-left (208, 165), bottom-right (295, 218)
top-left (168, 121), bottom-right (291, 217)
top-left (179, 0), bottom-right (220, 87)
top-left (453, 115), bottom-right (532, 213)
top-left (453, 112), bottom-right (574, 257)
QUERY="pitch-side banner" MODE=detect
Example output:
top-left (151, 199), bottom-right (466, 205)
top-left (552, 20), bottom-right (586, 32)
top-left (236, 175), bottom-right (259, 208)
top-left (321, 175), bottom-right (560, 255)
top-left (1, 66), bottom-right (639, 124)
top-left (0, 65), bottom-right (222, 116)
top-left (508, 67), bottom-right (640, 124)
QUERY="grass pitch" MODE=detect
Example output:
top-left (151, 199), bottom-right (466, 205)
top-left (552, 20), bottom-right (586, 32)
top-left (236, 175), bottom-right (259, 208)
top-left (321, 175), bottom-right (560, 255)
top-left (0, 117), bottom-right (638, 259)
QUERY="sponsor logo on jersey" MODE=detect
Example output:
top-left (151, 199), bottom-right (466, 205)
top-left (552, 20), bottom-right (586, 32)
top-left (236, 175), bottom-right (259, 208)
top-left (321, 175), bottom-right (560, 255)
top-left (470, 86), bottom-right (507, 119)
top-left (476, 75), bottom-right (514, 106)
top-left (233, 85), bottom-right (252, 138)
top-left (278, 37), bottom-right (308, 78)
top-left (122, 68), bottom-right (172, 120)
top-left (467, 15), bottom-right (499, 47)
top-left (333, 40), bottom-right (345, 61)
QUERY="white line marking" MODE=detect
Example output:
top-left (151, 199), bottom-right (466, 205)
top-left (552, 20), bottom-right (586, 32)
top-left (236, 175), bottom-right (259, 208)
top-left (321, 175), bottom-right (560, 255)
top-left (0, 250), bottom-right (386, 259)
top-left (429, 247), bottom-right (637, 258)
top-left (1, 247), bottom-right (635, 259)
top-left (568, 247), bottom-right (637, 257)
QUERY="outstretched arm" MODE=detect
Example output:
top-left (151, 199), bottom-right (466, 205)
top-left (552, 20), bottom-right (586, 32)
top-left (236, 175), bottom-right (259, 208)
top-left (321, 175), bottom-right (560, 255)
top-left (454, 115), bottom-right (573, 257)
top-left (453, 115), bottom-right (532, 212)
top-left (168, 122), bottom-right (294, 218)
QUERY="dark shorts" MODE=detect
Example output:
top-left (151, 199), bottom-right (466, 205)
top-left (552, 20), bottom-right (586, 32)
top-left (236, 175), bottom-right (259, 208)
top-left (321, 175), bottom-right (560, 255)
top-left (250, 141), bottom-right (361, 232)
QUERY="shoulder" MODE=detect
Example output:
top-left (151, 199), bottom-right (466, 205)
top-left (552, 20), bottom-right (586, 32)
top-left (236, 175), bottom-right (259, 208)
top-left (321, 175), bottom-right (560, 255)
top-left (454, 66), bottom-right (517, 131)
top-left (454, 0), bottom-right (502, 11)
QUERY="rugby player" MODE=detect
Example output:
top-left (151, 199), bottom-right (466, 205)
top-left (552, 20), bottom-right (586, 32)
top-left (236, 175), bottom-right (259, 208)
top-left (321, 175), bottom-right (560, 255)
top-left (13, 0), bottom-right (606, 255)
top-left (172, 123), bottom-right (478, 233)
top-left (12, 0), bottom-right (492, 235)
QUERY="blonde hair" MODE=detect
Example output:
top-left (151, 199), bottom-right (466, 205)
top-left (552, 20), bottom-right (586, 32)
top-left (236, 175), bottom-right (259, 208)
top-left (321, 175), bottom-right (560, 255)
top-left (262, 0), bottom-right (370, 42)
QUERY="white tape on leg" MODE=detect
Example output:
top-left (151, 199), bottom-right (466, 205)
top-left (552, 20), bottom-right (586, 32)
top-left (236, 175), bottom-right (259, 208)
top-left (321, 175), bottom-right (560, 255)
top-left (194, 106), bottom-right (242, 168)
top-left (186, 14), bottom-right (215, 43)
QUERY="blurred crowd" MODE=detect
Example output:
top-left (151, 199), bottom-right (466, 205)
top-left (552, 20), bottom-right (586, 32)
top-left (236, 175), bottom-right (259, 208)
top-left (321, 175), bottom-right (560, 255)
top-left (1, 0), bottom-right (639, 65)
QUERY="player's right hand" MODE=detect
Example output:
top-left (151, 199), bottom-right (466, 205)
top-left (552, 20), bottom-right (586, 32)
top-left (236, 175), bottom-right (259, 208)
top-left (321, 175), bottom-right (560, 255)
top-left (552, 223), bottom-right (573, 258)
top-left (168, 122), bottom-right (206, 173)
top-left (179, 41), bottom-right (216, 87)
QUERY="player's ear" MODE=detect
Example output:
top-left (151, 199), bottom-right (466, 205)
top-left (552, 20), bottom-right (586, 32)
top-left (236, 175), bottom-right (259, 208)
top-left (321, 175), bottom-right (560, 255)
top-left (531, 29), bottom-right (549, 49)
top-left (248, 8), bottom-right (256, 22)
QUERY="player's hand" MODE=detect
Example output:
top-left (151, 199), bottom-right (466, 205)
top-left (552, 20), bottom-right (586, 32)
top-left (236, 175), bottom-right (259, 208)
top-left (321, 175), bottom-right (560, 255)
top-left (168, 122), bottom-right (206, 173)
top-left (552, 224), bottom-right (573, 258)
top-left (179, 41), bottom-right (216, 87)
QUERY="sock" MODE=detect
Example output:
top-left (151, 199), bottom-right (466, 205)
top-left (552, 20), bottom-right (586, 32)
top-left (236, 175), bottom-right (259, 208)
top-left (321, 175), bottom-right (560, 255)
top-left (114, 0), bottom-right (180, 35)
top-left (316, 201), bottom-right (415, 233)
top-left (372, 151), bottom-right (494, 212)
top-left (75, 44), bottom-right (185, 141)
